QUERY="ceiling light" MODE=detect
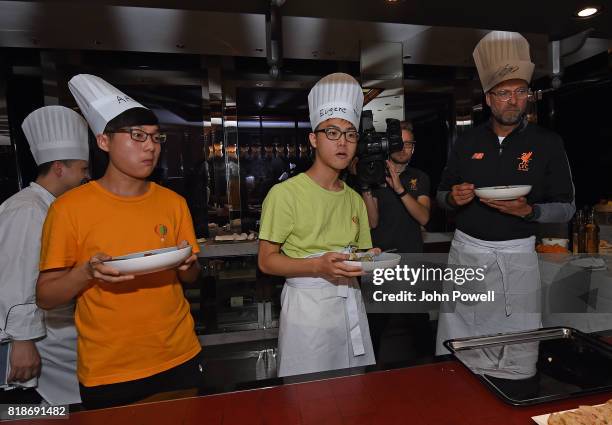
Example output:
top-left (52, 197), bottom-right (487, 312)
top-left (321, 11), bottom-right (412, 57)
top-left (576, 6), bottom-right (599, 17)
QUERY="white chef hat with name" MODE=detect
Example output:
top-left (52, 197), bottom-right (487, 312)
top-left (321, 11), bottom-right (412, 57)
top-left (22, 105), bottom-right (89, 165)
top-left (473, 31), bottom-right (535, 93)
top-left (68, 74), bottom-right (148, 135)
top-left (308, 73), bottom-right (364, 131)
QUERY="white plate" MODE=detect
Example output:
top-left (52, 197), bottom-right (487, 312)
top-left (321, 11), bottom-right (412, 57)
top-left (531, 403), bottom-right (605, 424)
top-left (474, 185), bottom-right (532, 200)
top-left (103, 246), bottom-right (192, 275)
top-left (344, 253), bottom-right (401, 273)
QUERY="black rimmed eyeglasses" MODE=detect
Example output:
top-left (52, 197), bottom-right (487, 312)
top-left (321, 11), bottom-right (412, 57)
top-left (109, 128), bottom-right (167, 144)
top-left (314, 127), bottom-right (359, 143)
top-left (489, 88), bottom-right (531, 102)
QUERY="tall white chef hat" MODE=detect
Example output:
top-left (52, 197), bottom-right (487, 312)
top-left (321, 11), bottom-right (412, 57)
top-left (22, 105), bottom-right (89, 165)
top-left (68, 74), bottom-right (148, 136)
top-left (308, 73), bottom-right (364, 131)
top-left (473, 31), bottom-right (535, 93)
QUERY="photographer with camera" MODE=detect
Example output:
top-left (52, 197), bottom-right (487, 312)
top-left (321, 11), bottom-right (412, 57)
top-left (360, 120), bottom-right (432, 359)
top-left (361, 121), bottom-right (431, 252)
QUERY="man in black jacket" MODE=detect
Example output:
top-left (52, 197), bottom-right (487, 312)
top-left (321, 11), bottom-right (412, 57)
top-left (435, 31), bottom-right (574, 381)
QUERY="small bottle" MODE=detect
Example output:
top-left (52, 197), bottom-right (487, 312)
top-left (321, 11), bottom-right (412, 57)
top-left (579, 210), bottom-right (587, 253)
top-left (584, 208), bottom-right (600, 254)
top-left (571, 211), bottom-right (583, 254)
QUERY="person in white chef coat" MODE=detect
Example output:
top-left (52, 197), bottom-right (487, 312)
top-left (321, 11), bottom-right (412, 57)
top-left (0, 106), bottom-right (89, 405)
top-left (258, 73), bottom-right (379, 377)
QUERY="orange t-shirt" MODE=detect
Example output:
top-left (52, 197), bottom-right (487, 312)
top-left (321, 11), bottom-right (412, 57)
top-left (39, 181), bottom-right (201, 387)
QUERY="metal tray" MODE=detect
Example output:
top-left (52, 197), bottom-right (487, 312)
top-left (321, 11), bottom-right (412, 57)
top-left (444, 327), bottom-right (612, 406)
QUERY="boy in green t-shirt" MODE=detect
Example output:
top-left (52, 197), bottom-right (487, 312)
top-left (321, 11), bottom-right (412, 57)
top-left (258, 73), bottom-right (379, 377)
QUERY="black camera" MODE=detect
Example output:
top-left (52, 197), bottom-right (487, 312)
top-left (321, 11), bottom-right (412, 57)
top-left (356, 110), bottom-right (403, 188)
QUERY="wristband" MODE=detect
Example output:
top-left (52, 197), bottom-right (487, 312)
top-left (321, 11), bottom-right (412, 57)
top-left (396, 189), bottom-right (409, 198)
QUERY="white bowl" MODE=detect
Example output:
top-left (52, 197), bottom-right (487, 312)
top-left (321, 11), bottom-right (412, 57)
top-left (344, 253), bottom-right (401, 273)
top-left (474, 185), bottom-right (532, 201)
top-left (103, 246), bottom-right (192, 276)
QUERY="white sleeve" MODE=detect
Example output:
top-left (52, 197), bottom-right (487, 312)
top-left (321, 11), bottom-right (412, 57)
top-left (0, 207), bottom-right (46, 341)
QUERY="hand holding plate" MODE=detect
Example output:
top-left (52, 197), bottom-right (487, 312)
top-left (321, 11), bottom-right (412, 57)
top-left (87, 252), bottom-right (135, 282)
top-left (367, 247), bottom-right (382, 256)
top-left (315, 252), bottom-right (364, 281)
top-left (480, 196), bottom-right (532, 217)
top-left (177, 240), bottom-right (197, 271)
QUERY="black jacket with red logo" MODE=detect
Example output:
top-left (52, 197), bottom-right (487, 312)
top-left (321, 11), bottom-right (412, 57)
top-left (437, 120), bottom-right (574, 241)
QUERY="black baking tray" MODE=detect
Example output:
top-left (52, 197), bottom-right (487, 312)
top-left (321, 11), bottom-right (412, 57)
top-left (444, 327), bottom-right (612, 406)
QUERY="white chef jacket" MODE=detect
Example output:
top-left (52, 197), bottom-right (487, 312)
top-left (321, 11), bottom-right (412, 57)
top-left (0, 182), bottom-right (80, 405)
top-left (0, 182), bottom-right (52, 343)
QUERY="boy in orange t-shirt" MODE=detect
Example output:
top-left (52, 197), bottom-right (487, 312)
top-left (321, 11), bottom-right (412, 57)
top-left (37, 75), bottom-right (202, 409)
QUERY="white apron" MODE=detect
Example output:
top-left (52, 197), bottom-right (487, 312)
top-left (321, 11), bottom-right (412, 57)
top-left (35, 304), bottom-right (80, 405)
top-left (277, 254), bottom-right (375, 377)
top-left (435, 229), bottom-right (542, 379)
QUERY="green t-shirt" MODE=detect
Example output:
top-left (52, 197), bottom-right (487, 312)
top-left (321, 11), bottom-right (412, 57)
top-left (259, 173), bottom-right (373, 258)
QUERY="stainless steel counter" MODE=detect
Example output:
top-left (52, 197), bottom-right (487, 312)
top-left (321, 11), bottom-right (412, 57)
top-left (197, 232), bottom-right (454, 258)
top-left (198, 240), bottom-right (259, 258)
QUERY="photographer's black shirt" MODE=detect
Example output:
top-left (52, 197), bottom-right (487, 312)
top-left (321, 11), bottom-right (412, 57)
top-left (437, 120), bottom-right (574, 241)
top-left (371, 167), bottom-right (430, 252)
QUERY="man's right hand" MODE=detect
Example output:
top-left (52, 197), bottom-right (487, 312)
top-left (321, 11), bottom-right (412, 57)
top-left (85, 253), bottom-right (135, 283)
top-left (8, 340), bottom-right (41, 383)
top-left (314, 252), bottom-right (364, 281)
top-left (450, 182), bottom-right (475, 207)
